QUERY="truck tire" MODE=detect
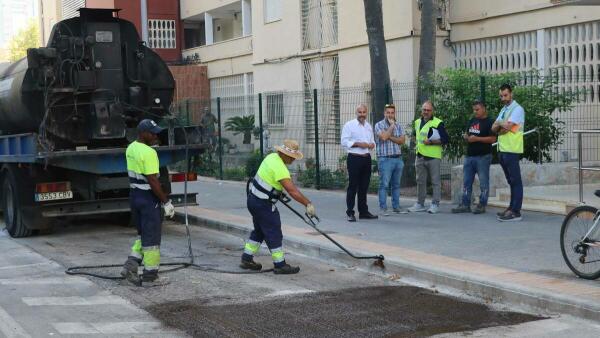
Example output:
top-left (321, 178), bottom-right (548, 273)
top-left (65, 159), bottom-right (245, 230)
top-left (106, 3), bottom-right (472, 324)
top-left (2, 170), bottom-right (33, 238)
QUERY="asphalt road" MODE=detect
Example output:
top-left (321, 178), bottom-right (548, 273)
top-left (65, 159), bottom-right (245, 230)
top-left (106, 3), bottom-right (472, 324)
top-left (1, 217), bottom-right (599, 337)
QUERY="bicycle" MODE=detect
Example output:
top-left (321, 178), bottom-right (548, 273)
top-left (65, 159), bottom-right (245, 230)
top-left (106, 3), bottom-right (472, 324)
top-left (560, 190), bottom-right (600, 280)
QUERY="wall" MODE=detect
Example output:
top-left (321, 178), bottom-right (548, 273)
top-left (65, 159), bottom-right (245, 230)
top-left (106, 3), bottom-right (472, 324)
top-left (169, 64), bottom-right (210, 101)
top-left (146, 0), bottom-right (182, 62)
top-left (169, 64), bottom-right (210, 124)
top-left (180, 0), bottom-right (239, 19)
top-left (450, 1), bottom-right (600, 41)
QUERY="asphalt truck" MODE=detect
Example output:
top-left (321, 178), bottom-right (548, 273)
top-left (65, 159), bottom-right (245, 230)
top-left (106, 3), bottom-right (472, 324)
top-left (0, 9), bottom-right (205, 237)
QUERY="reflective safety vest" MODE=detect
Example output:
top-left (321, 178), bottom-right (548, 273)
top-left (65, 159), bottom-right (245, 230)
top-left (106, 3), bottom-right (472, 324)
top-left (497, 102), bottom-right (524, 154)
top-left (414, 117), bottom-right (443, 159)
top-left (248, 153), bottom-right (291, 202)
top-left (126, 140), bottom-right (160, 191)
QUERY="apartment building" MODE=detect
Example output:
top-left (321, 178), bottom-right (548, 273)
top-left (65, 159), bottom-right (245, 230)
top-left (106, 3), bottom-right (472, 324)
top-left (450, 0), bottom-right (600, 161)
top-left (181, 0), bottom-right (600, 164)
top-left (181, 0), bottom-right (452, 96)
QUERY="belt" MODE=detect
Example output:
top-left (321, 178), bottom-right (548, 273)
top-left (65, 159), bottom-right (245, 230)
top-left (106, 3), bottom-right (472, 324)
top-left (379, 154), bottom-right (401, 158)
top-left (348, 153), bottom-right (370, 157)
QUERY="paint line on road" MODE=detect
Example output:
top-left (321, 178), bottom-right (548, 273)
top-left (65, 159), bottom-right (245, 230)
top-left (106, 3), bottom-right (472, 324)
top-left (22, 295), bottom-right (131, 307)
top-left (266, 289), bottom-right (315, 297)
top-left (0, 262), bottom-right (60, 271)
top-left (0, 305), bottom-right (31, 338)
top-left (53, 321), bottom-right (169, 335)
top-left (0, 277), bottom-right (92, 286)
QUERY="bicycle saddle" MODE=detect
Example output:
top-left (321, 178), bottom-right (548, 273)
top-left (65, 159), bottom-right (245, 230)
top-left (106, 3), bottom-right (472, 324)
top-left (595, 190), bottom-right (600, 198)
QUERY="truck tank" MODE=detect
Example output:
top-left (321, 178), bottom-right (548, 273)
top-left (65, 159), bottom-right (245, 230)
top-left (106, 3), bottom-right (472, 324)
top-left (0, 8), bottom-right (175, 150)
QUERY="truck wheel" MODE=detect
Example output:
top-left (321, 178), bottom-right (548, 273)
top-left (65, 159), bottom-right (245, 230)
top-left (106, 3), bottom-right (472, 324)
top-left (2, 171), bottom-right (33, 238)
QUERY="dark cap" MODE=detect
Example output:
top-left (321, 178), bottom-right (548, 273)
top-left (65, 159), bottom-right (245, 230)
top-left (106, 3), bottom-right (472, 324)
top-left (137, 119), bottom-right (164, 134)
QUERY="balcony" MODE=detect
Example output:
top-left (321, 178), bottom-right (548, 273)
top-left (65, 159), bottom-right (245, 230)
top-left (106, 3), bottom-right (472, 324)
top-left (183, 0), bottom-right (252, 51)
top-left (182, 35), bottom-right (252, 63)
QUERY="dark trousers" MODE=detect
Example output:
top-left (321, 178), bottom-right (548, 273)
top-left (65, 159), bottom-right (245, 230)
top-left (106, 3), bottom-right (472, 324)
top-left (346, 153), bottom-right (372, 215)
top-left (130, 189), bottom-right (162, 247)
top-left (243, 194), bottom-right (285, 267)
top-left (499, 152), bottom-right (523, 214)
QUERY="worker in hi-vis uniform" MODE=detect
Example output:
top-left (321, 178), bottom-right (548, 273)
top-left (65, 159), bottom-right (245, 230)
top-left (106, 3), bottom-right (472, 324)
top-left (241, 139), bottom-right (317, 274)
top-left (121, 119), bottom-right (175, 285)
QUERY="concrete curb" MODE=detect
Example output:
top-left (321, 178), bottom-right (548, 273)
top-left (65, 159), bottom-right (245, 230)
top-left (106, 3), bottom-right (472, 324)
top-left (175, 211), bottom-right (600, 322)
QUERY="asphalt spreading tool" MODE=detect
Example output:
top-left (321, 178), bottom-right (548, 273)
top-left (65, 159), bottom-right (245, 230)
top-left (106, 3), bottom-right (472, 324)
top-left (277, 195), bottom-right (385, 269)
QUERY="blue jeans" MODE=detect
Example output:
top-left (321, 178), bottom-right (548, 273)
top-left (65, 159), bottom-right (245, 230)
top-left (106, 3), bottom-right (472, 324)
top-left (499, 152), bottom-right (523, 214)
top-left (378, 157), bottom-right (404, 210)
top-left (462, 153), bottom-right (492, 207)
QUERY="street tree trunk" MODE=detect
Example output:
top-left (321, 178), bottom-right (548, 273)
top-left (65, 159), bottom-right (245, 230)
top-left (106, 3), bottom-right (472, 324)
top-left (363, 0), bottom-right (392, 122)
top-left (416, 0), bottom-right (437, 106)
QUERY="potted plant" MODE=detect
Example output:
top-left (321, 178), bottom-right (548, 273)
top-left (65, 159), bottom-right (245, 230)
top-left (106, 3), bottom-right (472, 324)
top-left (225, 115), bottom-right (255, 153)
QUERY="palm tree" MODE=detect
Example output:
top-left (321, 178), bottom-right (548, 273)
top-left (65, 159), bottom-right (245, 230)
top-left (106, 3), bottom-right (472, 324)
top-left (363, 0), bottom-right (393, 122)
top-left (417, 0), bottom-right (437, 105)
top-left (225, 115), bottom-right (255, 144)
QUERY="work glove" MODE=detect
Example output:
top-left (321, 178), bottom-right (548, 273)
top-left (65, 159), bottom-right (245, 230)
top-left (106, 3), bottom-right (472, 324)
top-left (163, 200), bottom-right (175, 218)
top-left (306, 203), bottom-right (317, 218)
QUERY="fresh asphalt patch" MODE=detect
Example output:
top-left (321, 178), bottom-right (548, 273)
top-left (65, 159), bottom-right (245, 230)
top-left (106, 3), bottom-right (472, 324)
top-left (147, 285), bottom-right (543, 338)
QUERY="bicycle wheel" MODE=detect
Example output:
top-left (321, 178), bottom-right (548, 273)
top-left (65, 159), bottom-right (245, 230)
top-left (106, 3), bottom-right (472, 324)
top-left (561, 205), bottom-right (600, 280)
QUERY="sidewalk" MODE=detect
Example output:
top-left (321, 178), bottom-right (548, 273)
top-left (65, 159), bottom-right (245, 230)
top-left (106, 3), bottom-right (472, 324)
top-left (173, 178), bottom-right (600, 320)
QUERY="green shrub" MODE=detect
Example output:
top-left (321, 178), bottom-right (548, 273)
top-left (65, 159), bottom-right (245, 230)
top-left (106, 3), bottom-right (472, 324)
top-left (418, 68), bottom-right (578, 162)
top-left (222, 167), bottom-right (246, 181)
top-left (245, 150), bottom-right (264, 177)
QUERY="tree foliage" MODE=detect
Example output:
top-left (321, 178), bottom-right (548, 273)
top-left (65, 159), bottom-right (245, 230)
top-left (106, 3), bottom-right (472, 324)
top-left (418, 68), bottom-right (578, 162)
top-left (8, 20), bottom-right (40, 62)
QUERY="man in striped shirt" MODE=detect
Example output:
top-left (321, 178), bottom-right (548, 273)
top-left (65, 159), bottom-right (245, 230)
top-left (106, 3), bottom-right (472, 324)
top-left (374, 104), bottom-right (407, 216)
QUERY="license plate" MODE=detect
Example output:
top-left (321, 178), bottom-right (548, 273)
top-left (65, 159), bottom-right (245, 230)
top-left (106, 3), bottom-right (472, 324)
top-left (35, 191), bottom-right (73, 202)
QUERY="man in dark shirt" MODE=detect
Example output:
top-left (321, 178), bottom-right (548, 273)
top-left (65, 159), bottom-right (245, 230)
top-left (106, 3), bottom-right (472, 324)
top-left (452, 100), bottom-right (497, 214)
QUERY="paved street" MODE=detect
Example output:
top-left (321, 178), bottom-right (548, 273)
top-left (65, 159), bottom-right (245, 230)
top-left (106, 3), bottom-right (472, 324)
top-left (176, 178), bottom-right (578, 279)
top-left (2, 216), bottom-right (599, 337)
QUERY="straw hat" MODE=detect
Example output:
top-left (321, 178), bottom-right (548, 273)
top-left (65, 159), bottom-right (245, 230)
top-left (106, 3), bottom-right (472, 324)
top-left (275, 139), bottom-right (304, 160)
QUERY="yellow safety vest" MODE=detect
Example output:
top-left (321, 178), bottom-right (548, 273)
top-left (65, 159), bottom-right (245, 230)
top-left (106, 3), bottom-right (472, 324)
top-left (414, 117), bottom-right (443, 159)
top-left (497, 102), bottom-right (524, 154)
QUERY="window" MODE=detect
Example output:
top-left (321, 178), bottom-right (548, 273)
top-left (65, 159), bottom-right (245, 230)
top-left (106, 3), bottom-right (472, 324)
top-left (264, 0), bottom-right (282, 23)
top-left (302, 0), bottom-right (338, 50)
top-left (148, 19), bottom-right (176, 49)
top-left (266, 93), bottom-right (284, 126)
top-left (62, 0), bottom-right (85, 19)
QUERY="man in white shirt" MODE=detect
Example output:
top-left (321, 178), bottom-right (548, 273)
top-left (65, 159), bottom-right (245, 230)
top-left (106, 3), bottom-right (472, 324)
top-left (341, 104), bottom-right (378, 222)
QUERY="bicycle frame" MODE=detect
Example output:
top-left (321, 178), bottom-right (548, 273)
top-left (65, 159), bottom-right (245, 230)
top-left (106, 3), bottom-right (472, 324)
top-left (582, 210), bottom-right (600, 247)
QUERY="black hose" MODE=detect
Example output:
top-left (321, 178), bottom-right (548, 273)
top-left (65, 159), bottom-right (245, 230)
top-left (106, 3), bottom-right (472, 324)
top-left (278, 197), bottom-right (385, 263)
top-left (64, 112), bottom-right (274, 283)
top-left (65, 261), bottom-right (274, 280)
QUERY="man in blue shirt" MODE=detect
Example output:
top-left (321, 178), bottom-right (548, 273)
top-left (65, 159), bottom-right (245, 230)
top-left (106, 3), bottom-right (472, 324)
top-left (374, 104), bottom-right (406, 216)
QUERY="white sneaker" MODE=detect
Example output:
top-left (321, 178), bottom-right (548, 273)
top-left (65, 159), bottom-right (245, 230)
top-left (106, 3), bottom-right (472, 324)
top-left (380, 208), bottom-right (390, 216)
top-left (408, 203), bottom-right (427, 212)
top-left (427, 203), bottom-right (439, 214)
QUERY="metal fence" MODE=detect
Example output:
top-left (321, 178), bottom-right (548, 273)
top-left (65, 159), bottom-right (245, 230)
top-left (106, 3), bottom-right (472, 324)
top-left (170, 72), bottom-right (599, 199)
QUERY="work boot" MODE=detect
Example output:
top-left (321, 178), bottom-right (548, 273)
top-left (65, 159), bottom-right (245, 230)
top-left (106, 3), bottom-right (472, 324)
top-left (273, 263), bottom-right (300, 275)
top-left (140, 271), bottom-right (169, 287)
top-left (141, 269), bottom-right (159, 282)
top-left (240, 259), bottom-right (262, 271)
top-left (472, 204), bottom-right (486, 214)
top-left (451, 205), bottom-right (471, 213)
top-left (120, 257), bottom-right (140, 285)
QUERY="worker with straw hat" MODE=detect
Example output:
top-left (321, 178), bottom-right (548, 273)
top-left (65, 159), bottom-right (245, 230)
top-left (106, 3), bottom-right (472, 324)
top-left (241, 139), bottom-right (317, 274)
